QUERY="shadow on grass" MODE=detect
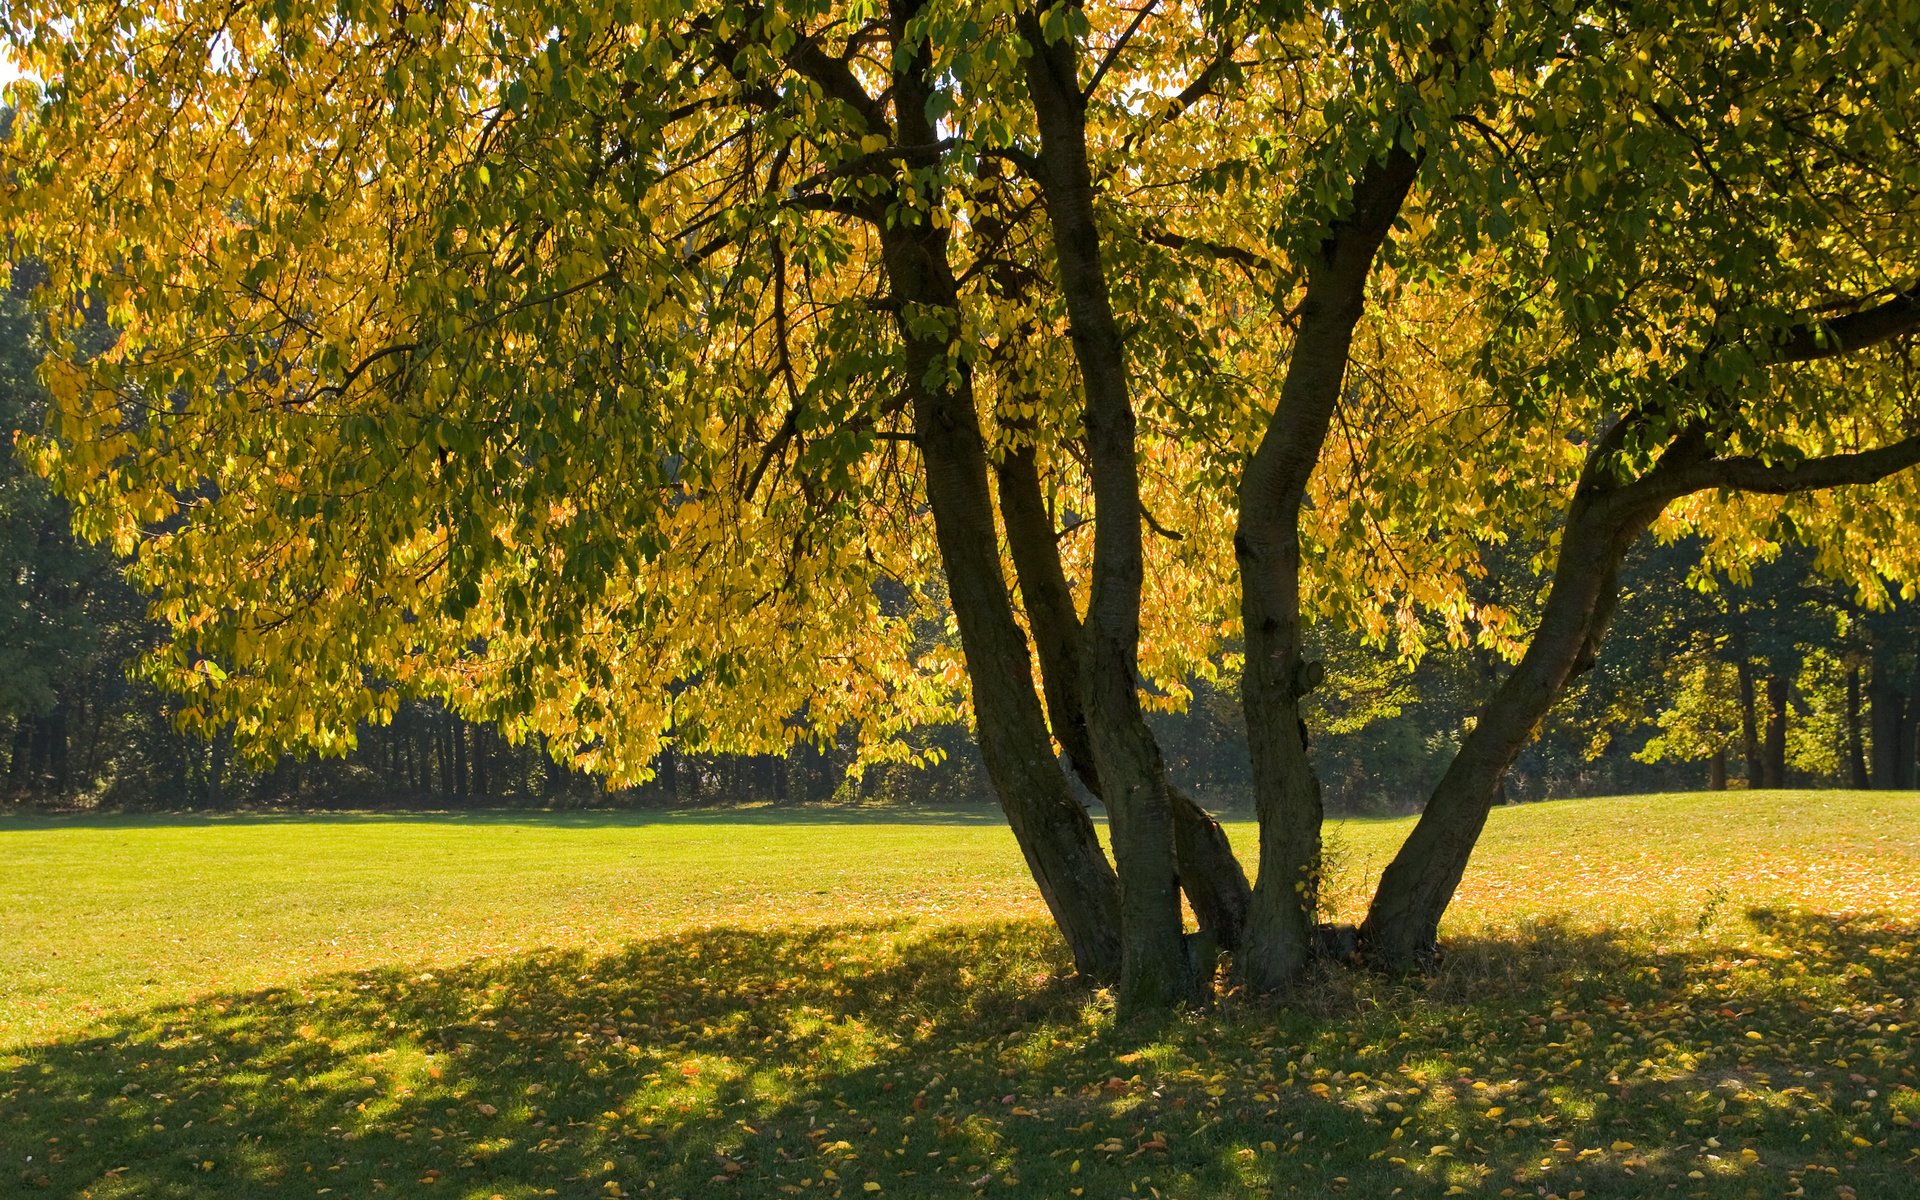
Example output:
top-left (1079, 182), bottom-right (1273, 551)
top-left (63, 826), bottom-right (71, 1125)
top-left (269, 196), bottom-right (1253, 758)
top-left (4, 912), bottom-right (1916, 1198)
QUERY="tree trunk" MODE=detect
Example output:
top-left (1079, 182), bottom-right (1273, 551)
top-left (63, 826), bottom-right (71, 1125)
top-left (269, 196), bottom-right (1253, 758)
top-left (1904, 645), bottom-right (1920, 789)
top-left (473, 726), bottom-right (490, 800)
top-left (995, 428), bottom-right (1250, 951)
top-left (1846, 664), bottom-right (1870, 789)
top-left (1235, 147), bottom-right (1420, 991)
top-left (659, 742), bottom-right (679, 803)
top-left (1709, 746), bottom-right (1728, 791)
top-left (1761, 674), bottom-right (1788, 789)
top-left (208, 728), bottom-right (229, 810)
top-left (1361, 488), bottom-right (1653, 968)
top-left (48, 705), bottom-right (69, 796)
top-left (1737, 653), bottom-right (1764, 787)
top-left (8, 718), bottom-right (29, 787)
top-left (891, 299), bottom-right (1123, 981)
top-left (438, 712), bottom-right (455, 797)
top-left (869, 16), bottom-right (1123, 984)
top-left (1022, 22), bottom-right (1212, 1007)
top-left (453, 718), bottom-right (470, 802)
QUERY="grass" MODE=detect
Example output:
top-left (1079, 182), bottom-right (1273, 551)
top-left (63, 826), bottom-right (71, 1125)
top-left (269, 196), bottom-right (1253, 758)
top-left (2, 790), bottom-right (1917, 1199)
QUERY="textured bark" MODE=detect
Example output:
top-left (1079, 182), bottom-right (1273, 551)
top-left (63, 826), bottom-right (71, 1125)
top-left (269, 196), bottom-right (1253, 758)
top-left (1235, 147), bottom-right (1419, 991)
top-left (1761, 674), bottom-right (1789, 789)
top-left (995, 441), bottom-right (1251, 951)
top-left (1360, 489), bottom-right (1658, 969)
top-left (1847, 665), bottom-right (1870, 789)
top-left (877, 12), bottom-right (1124, 982)
top-left (1356, 374), bottom-right (1920, 965)
top-left (1022, 19), bottom-right (1191, 1008)
top-left (995, 442), bottom-right (1094, 784)
top-left (1737, 654), bottom-right (1764, 787)
top-left (1167, 786), bottom-right (1250, 952)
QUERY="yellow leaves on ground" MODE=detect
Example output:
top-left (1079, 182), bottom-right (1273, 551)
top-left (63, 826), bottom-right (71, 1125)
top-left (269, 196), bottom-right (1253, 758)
top-left (2, 790), bottom-right (1918, 1198)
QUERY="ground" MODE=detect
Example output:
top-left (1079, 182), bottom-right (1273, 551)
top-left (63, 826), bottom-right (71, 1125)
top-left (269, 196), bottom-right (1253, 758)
top-left (2, 790), bottom-right (1916, 1199)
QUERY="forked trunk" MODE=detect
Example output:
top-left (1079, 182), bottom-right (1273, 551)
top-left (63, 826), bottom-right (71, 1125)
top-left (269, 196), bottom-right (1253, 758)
top-left (885, 230), bottom-right (1123, 981)
top-left (996, 441), bottom-right (1251, 950)
top-left (871, 25), bottom-right (1122, 982)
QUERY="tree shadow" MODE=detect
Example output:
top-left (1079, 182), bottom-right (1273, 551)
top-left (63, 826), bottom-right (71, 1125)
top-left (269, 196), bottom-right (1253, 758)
top-left (3, 912), bottom-right (1915, 1198)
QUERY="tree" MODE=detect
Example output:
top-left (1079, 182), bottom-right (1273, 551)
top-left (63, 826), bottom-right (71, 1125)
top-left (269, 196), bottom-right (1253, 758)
top-left (1355, 0), bottom-right (1920, 964)
top-left (6, 0), bottom-right (1919, 1005)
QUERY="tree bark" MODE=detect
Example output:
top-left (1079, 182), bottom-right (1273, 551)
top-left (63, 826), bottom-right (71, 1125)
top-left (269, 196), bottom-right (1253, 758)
top-left (660, 742), bottom-right (679, 803)
top-left (1021, 18), bottom-right (1201, 1007)
top-left (1013, 21), bottom-right (1190, 1013)
top-left (1709, 746), bottom-right (1728, 791)
top-left (870, 9), bottom-right (1124, 983)
top-left (48, 705), bottom-right (69, 796)
top-left (1356, 372), bottom-right (1920, 963)
top-left (995, 427), bottom-right (1251, 952)
top-left (1761, 674), bottom-right (1788, 789)
top-left (7, 717), bottom-right (29, 788)
top-left (1737, 652), bottom-right (1764, 787)
top-left (1360, 482), bottom-right (1656, 968)
top-left (1846, 664), bottom-right (1870, 789)
top-left (453, 717), bottom-right (470, 802)
top-left (208, 728), bottom-right (229, 810)
top-left (1235, 147), bottom-right (1419, 991)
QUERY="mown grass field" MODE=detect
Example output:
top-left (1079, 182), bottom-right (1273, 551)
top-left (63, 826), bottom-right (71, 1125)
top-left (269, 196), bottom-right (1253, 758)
top-left (2, 791), bottom-right (1917, 1199)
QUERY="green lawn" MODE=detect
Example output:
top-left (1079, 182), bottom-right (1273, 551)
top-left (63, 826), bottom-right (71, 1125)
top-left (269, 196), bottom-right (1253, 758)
top-left (3, 791), bottom-right (1917, 1198)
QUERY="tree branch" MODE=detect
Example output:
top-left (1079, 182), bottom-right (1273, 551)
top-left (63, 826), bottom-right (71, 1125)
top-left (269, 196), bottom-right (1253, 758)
top-left (1769, 281), bottom-right (1920, 365)
top-left (1083, 2), bottom-right (1159, 103)
top-left (1650, 433), bottom-right (1920, 500)
top-left (1141, 227), bottom-right (1273, 273)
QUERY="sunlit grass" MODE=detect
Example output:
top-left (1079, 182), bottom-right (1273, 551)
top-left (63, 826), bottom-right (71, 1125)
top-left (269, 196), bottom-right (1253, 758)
top-left (3, 791), bottom-right (1917, 1198)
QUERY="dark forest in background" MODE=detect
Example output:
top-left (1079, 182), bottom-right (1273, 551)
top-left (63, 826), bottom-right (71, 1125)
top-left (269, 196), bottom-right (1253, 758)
top-left (6, 277), bottom-right (1918, 813)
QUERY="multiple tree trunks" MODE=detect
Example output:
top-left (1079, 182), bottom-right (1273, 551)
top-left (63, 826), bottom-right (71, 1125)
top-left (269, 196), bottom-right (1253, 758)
top-left (1867, 641), bottom-right (1919, 790)
top-left (886, 222), bottom-right (1126, 983)
top-left (996, 442), bottom-right (1252, 954)
top-left (1022, 15), bottom-right (1203, 1008)
top-left (755, 0), bottom-right (1255, 997)
top-left (873, 14), bottom-right (1125, 986)
top-left (5, 709), bottom-right (72, 795)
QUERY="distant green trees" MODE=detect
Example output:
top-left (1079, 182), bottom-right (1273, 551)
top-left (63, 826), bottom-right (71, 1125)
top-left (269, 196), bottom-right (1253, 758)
top-left (0, 266), bottom-right (155, 799)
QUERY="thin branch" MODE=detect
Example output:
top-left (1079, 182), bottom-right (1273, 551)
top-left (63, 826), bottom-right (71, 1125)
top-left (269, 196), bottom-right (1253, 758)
top-left (1083, 1), bottom-right (1159, 103)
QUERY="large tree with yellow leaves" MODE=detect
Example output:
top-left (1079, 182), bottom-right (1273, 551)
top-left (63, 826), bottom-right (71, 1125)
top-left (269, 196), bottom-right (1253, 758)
top-left (5, 0), bottom-right (1918, 1009)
